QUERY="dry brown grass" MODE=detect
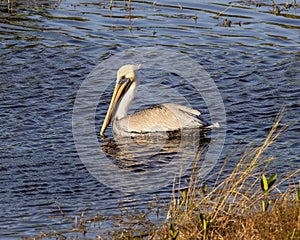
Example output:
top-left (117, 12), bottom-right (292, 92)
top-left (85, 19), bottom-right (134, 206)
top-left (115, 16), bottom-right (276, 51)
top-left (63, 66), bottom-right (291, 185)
top-left (151, 111), bottom-right (300, 240)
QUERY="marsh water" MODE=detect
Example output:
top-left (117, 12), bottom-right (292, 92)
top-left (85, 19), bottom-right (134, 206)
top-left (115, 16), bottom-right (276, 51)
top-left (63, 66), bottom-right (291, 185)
top-left (0, 0), bottom-right (299, 238)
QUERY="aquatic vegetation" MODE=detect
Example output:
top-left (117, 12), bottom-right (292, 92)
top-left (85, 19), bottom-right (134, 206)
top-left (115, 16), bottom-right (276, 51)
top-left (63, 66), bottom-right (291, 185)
top-left (261, 173), bottom-right (277, 211)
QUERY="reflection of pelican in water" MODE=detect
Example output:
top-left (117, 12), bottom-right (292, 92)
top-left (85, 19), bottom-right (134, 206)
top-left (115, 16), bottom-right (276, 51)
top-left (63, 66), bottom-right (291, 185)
top-left (100, 64), bottom-right (217, 137)
top-left (100, 135), bottom-right (210, 172)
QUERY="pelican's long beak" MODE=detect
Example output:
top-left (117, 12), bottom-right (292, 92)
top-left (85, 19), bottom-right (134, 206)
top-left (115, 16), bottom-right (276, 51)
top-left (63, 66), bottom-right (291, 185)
top-left (100, 78), bottom-right (131, 137)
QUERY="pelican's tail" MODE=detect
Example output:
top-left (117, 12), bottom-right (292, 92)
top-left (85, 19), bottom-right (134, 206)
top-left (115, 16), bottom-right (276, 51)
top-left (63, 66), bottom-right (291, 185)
top-left (202, 122), bottom-right (220, 130)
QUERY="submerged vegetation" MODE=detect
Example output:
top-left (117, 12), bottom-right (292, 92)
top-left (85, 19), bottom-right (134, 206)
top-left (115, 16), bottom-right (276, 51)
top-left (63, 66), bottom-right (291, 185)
top-left (31, 113), bottom-right (299, 239)
top-left (2, 0), bottom-right (299, 21)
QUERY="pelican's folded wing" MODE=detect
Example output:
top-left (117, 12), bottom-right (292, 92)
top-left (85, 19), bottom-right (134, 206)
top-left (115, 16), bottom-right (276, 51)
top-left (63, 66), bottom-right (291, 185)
top-left (114, 103), bottom-right (204, 135)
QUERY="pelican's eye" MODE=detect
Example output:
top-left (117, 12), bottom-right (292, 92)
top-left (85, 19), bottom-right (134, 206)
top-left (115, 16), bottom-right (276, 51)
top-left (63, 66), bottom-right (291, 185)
top-left (119, 75), bottom-right (130, 85)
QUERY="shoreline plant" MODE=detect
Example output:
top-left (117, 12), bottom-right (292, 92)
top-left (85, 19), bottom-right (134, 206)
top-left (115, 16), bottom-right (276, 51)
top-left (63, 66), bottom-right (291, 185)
top-left (159, 112), bottom-right (299, 240)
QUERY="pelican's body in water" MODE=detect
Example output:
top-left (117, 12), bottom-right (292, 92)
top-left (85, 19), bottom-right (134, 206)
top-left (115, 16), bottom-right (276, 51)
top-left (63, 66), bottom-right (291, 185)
top-left (100, 65), bottom-right (214, 137)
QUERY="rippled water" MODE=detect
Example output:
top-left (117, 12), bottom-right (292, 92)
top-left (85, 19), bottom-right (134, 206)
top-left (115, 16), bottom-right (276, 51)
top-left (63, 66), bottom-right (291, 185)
top-left (0, 0), bottom-right (299, 237)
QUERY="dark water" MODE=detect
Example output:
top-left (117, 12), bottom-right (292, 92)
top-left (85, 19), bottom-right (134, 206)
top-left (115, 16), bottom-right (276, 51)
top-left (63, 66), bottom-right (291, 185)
top-left (0, 0), bottom-right (299, 237)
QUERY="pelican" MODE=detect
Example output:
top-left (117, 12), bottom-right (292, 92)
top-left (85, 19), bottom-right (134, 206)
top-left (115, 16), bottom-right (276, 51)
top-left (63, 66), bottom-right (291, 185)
top-left (100, 64), bottom-right (214, 137)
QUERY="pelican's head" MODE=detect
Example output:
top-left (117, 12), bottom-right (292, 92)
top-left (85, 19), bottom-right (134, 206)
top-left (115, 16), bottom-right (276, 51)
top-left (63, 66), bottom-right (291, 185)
top-left (100, 64), bottom-right (140, 137)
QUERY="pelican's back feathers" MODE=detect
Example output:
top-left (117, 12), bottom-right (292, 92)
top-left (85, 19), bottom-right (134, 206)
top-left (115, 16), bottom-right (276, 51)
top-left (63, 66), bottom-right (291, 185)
top-left (113, 103), bottom-right (204, 136)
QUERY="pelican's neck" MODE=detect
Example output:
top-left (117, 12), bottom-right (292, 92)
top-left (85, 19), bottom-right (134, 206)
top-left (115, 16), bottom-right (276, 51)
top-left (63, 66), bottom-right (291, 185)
top-left (113, 85), bottom-right (136, 121)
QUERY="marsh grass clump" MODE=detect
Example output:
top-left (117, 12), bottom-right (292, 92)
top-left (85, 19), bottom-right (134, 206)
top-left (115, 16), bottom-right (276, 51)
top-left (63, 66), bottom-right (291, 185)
top-left (152, 112), bottom-right (300, 240)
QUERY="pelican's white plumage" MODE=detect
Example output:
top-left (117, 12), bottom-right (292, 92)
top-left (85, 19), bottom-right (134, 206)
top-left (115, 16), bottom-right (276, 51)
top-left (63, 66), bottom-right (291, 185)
top-left (100, 64), bottom-right (206, 137)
